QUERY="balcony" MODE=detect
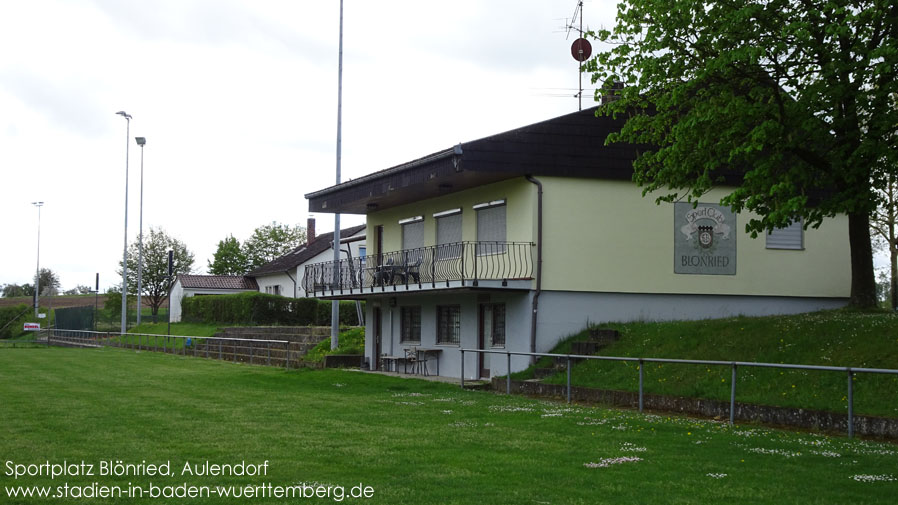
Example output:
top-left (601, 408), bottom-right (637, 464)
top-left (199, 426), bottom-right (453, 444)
top-left (303, 241), bottom-right (534, 297)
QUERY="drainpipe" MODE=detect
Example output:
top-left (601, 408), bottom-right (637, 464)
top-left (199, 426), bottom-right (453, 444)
top-left (285, 270), bottom-right (297, 298)
top-left (525, 175), bottom-right (543, 364)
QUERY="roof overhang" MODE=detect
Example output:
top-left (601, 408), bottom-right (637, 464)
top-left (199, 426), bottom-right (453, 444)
top-left (305, 107), bottom-right (641, 214)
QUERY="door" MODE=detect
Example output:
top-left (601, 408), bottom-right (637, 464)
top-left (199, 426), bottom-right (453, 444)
top-left (373, 306), bottom-right (382, 370)
top-left (478, 304), bottom-right (491, 378)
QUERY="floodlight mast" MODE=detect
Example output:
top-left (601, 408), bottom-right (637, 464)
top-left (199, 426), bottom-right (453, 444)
top-left (135, 136), bottom-right (147, 326)
top-left (116, 111), bottom-right (131, 335)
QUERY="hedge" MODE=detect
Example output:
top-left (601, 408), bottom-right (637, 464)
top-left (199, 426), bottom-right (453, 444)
top-left (181, 292), bottom-right (363, 326)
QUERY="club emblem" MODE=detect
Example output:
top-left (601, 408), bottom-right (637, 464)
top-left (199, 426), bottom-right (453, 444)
top-left (698, 225), bottom-right (713, 248)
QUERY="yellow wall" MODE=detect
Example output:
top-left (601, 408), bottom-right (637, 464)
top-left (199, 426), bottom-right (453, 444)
top-left (539, 177), bottom-right (851, 297)
top-left (366, 178), bottom-right (536, 254)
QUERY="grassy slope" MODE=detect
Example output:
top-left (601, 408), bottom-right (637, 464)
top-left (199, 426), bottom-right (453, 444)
top-left (0, 348), bottom-right (895, 504)
top-left (527, 310), bottom-right (898, 417)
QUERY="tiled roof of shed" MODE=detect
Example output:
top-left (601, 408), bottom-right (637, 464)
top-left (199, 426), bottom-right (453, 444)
top-left (177, 275), bottom-right (259, 290)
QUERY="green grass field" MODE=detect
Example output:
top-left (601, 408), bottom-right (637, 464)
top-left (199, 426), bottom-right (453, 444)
top-left (0, 347), bottom-right (895, 504)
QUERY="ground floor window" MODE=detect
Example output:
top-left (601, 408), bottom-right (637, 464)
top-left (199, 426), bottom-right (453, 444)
top-left (437, 305), bottom-right (461, 345)
top-left (400, 306), bottom-right (421, 343)
top-left (265, 285), bottom-right (281, 296)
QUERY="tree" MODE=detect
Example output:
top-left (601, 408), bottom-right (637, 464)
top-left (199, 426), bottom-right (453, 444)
top-left (588, 0), bottom-right (898, 307)
top-left (208, 235), bottom-right (248, 275)
top-left (242, 223), bottom-right (306, 271)
top-left (2, 283), bottom-right (31, 298)
top-left (119, 227), bottom-right (195, 318)
top-left (35, 268), bottom-right (60, 296)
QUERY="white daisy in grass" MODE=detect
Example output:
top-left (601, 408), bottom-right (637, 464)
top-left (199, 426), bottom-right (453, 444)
top-left (584, 456), bottom-right (642, 468)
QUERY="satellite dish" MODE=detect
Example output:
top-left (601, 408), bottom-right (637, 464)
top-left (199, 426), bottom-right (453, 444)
top-left (571, 38), bottom-right (592, 62)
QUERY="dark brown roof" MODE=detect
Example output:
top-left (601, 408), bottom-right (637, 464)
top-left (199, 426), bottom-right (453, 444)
top-left (246, 224), bottom-right (366, 277)
top-left (178, 275), bottom-right (259, 290)
top-left (305, 107), bottom-right (642, 214)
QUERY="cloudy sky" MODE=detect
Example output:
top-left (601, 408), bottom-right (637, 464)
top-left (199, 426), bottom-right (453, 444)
top-left (0, 0), bottom-right (618, 292)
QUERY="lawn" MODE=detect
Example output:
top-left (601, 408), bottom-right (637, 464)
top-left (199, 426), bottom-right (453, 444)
top-left (0, 348), bottom-right (895, 504)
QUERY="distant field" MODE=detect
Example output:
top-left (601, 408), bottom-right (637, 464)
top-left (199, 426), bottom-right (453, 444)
top-left (0, 347), bottom-right (895, 504)
top-left (0, 294), bottom-right (107, 309)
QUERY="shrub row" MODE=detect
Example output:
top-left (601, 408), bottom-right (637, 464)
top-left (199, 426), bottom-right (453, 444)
top-left (181, 292), bottom-right (362, 326)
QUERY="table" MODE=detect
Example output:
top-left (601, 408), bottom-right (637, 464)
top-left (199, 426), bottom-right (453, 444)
top-left (413, 348), bottom-right (442, 376)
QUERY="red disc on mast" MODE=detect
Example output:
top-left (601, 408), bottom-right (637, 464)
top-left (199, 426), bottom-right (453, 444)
top-left (571, 38), bottom-right (592, 62)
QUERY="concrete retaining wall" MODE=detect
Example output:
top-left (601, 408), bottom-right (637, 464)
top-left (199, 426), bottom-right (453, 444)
top-left (493, 379), bottom-right (898, 440)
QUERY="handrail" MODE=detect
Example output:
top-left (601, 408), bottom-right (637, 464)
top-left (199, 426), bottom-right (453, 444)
top-left (302, 241), bottom-right (534, 296)
top-left (458, 347), bottom-right (898, 438)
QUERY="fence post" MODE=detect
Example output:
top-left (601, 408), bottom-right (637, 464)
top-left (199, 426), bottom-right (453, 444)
top-left (566, 356), bottom-right (572, 404)
top-left (267, 342), bottom-right (271, 366)
top-left (730, 363), bottom-right (737, 426)
top-left (163, 336), bottom-right (166, 354)
top-left (638, 358), bottom-right (644, 413)
top-left (847, 369), bottom-right (854, 438)
top-left (460, 350), bottom-right (465, 389)
top-left (506, 352), bottom-right (511, 395)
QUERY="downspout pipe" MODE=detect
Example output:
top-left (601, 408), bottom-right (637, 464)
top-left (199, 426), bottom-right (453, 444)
top-left (285, 270), bottom-right (297, 298)
top-left (525, 175), bottom-right (543, 363)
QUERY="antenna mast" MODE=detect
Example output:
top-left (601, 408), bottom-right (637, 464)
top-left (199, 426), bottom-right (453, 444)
top-left (567, 1), bottom-right (591, 111)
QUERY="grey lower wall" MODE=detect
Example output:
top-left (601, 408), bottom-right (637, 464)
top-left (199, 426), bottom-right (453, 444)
top-left (534, 291), bottom-right (848, 353)
top-left (364, 289), bottom-right (848, 380)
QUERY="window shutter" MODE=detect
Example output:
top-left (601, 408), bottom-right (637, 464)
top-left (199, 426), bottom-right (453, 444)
top-left (766, 220), bottom-right (804, 250)
top-left (402, 221), bottom-right (424, 251)
top-left (476, 205), bottom-right (506, 255)
top-left (436, 213), bottom-right (462, 259)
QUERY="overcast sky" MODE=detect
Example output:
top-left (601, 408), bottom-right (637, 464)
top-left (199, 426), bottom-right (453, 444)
top-left (0, 0), bottom-right (618, 291)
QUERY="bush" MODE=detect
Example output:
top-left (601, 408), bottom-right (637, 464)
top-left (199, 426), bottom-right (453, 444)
top-left (0, 304), bottom-right (30, 339)
top-left (305, 327), bottom-right (365, 363)
top-left (181, 292), bottom-right (362, 326)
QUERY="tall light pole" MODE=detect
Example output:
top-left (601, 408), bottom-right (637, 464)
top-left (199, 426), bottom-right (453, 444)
top-left (331, 0), bottom-right (344, 350)
top-left (116, 111), bottom-right (131, 335)
top-left (135, 136), bottom-right (146, 326)
top-left (32, 201), bottom-right (43, 317)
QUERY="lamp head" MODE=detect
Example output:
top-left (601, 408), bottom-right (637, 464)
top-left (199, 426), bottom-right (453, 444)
top-left (115, 111), bottom-right (132, 119)
top-left (135, 137), bottom-right (146, 146)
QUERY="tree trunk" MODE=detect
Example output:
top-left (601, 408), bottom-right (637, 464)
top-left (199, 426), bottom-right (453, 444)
top-left (848, 211), bottom-right (877, 307)
top-left (891, 244), bottom-right (897, 311)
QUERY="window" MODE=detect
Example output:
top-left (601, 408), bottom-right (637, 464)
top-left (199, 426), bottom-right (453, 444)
top-left (400, 306), bottom-right (421, 343)
top-left (475, 201), bottom-right (506, 255)
top-left (766, 220), bottom-right (804, 250)
top-left (358, 246), bottom-right (367, 267)
top-left (483, 303), bottom-right (506, 347)
top-left (265, 285), bottom-right (281, 296)
top-left (437, 305), bottom-right (461, 345)
top-left (435, 210), bottom-right (462, 259)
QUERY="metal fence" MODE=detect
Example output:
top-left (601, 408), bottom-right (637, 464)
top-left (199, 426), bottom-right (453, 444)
top-left (303, 241), bottom-right (534, 296)
top-left (459, 348), bottom-right (898, 438)
top-left (45, 329), bottom-right (298, 368)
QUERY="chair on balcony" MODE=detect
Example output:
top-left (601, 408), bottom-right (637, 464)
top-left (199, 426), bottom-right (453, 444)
top-left (395, 256), bottom-right (422, 285)
top-left (373, 257), bottom-right (395, 286)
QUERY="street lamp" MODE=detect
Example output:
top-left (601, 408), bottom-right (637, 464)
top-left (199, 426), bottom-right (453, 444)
top-left (31, 201), bottom-right (43, 317)
top-left (135, 136), bottom-right (146, 326)
top-left (116, 110), bottom-right (131, 335)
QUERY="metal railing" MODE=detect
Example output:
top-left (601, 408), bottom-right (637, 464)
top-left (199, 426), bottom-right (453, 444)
top-left (459, 348), bottom-right (898, 438)
top-left (303, 241), bottom-right (534, 296)
top-left (45, 329), bottom-right (298, 368)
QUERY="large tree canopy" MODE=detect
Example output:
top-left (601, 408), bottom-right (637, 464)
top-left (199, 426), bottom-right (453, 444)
top-left (119, 227), bottom-right (195, 316)
top-left (207, 235), bottom-right (247, 275)
top-left (588, 0), bottom-right (898, 307)
top-left (243, 223), bottom-right (306, 271)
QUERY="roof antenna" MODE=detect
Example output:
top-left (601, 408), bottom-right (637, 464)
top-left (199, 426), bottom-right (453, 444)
top-left (565, 1), bottom-right (591, 111)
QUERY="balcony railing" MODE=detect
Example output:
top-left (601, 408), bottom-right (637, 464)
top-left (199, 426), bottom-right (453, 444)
top-left (303, 241), bottom-right (534, 297)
